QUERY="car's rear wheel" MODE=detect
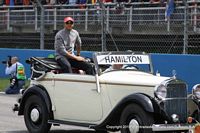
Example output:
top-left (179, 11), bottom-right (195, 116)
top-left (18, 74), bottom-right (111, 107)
top-left (24, 95), bottom-right (52, 133)
top-left (120, 103), bottom-right (154, 133)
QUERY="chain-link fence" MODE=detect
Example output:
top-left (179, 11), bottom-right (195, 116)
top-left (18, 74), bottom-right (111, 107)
top-left (0, 1), bottom-right (199, 54)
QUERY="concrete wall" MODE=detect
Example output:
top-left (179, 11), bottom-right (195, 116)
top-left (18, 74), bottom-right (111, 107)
top-left (0, 48), bottom-right (199, 93)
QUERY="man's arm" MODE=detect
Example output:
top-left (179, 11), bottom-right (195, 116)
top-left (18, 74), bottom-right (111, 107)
top-left (76, 45), bottom-right (81, 56)
top-left (55, 34), bottom-right (68, 56)
top-left (66, 51), bottom-right (82, 60)
top-left (65, 49), bottom-right (85, 62)
top-left (75, 31), bottom-right (82, 56)
top-left (5, 63), bottom-right (16, 75)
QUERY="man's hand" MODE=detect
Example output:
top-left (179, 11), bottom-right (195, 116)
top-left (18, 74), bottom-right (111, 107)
top-left (6, 62), bottom-right (10, 67)
top-left (76, 56), bottom-right (85, 62)
top-left (66, 51), bottom-right (85, 61)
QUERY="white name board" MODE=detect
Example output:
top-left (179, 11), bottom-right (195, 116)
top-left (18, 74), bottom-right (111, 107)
top-left (97, 54), bottom-right (150, 65)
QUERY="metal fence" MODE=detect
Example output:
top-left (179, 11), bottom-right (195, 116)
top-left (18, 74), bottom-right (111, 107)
top-left (0, 1), bottom-right (199, 54)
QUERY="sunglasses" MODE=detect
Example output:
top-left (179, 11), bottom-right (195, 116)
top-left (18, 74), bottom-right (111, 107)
top-left (65, 21), bottom-right (73, 25)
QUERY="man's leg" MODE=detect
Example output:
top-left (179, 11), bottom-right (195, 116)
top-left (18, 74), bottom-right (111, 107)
top-left (69, 59), bottom-right (94, 75)
top-left (56, 57), bottom-right (73, 73)
top-left (18, 80), bottom-right (25, 89)
top-left (5, 80), bottom-right (25, 94)
top-left (5, 86), bottom-right (12, 94)
top-left (5, 84), bottom-right (19, 94)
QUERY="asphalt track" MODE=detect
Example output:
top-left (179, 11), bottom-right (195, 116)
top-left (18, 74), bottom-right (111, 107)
top-left (0, 92), bottom-right (117, 133)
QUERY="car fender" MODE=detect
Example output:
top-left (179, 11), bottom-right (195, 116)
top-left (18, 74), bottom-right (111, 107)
top-left (93, 93), bottom-right (154, 130)
top-left (18, 85), bottom-right (52, 116)
top-left (119, 93), bottom-right (154, 112)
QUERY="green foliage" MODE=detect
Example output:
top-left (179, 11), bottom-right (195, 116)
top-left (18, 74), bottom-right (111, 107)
top-left (0, 78), bottom-right (10, 92)
top-left (0, 78), bottom-right (30, 92)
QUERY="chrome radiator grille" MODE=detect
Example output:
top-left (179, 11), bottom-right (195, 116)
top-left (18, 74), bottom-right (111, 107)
top-left (164, 81), bottom-right (187, 123)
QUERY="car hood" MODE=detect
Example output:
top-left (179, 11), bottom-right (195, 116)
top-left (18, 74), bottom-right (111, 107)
top-left (99, 70), bottom-right (170, 86)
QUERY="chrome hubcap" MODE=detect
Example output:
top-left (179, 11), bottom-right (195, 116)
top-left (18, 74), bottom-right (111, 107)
top-left (129, 119), bottom-right (139, 133)
top-left (30, 108), bottom-right (40, 122)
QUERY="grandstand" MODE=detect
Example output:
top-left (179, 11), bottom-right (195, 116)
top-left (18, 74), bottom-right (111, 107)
top-left (0, 1), bottom-right (199, 54)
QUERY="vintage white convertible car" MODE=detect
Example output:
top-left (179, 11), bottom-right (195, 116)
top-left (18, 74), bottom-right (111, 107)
top-left (13, 51), bottom-right (200, 133)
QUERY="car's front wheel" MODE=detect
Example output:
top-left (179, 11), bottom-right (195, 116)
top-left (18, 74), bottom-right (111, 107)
top-left (120, 103), bottom-right (154, 133)
top-left (24, 95), bottom-right (52, 133)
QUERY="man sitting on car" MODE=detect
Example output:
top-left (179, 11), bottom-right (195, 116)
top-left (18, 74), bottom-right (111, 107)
top-left (54, 16), bottom-right (94, 75)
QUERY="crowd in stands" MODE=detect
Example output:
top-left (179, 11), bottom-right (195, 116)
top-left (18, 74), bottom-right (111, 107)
top-left (0, 0), bottom-right (180, 7)
top-left (0, 0), bottom-right (197, 9)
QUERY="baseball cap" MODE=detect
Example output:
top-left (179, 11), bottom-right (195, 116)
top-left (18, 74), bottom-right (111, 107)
top-left (64, 17), bottom-right (74, 23)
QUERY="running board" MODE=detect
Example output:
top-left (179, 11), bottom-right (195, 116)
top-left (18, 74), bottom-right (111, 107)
top-left (48, 119), bottom-right (96, 128)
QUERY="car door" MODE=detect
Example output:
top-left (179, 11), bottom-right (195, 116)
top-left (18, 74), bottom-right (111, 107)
top-left (53, 73), bottom-right (103, 122)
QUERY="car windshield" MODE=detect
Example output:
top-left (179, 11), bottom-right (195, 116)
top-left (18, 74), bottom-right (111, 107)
top-left (93, 51), bottom-right (153, 74)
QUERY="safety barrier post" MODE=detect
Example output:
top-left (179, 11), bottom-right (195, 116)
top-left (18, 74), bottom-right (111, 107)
top-left (183, 0), bottom-right (188, 54)
top-left (129, 6), bottom-right (133, 32)
top-left (54, 7), bottom-right (57, 31)
top-left (85, 7), bottom-right (88, 31)
top-left (34, 6), bottom-right (38, 31)
top-left (106, 6), bottom-right (109, 32)
top-left (193, 0), bottom-right (197, 32)
top-left (6, 8), bottom-right (10, 32)
top-left (167, 19), bottom-right (170, 32)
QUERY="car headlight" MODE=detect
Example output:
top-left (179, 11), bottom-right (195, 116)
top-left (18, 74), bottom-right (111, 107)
top-left (192, 84), bottom-right (200, 99)
top-left (154, 84), bottom-right (167, 100)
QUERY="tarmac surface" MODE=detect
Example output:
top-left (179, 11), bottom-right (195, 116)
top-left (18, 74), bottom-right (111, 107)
top-left (0, 92), bottom-right (114, 133)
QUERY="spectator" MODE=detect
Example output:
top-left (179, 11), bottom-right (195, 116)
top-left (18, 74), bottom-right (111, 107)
top-left (58, 0), bottom-right (67, 4)
top-left (41, 0), bottom-right (47, 4)
top-left (23, 0), bottom-right (30, 5)
top-left (100, 0), bottom-right (112, 3)
top-left (15, 0), bottom-right (23, 5)
top-left (30, 0), bottom-right (46, 5)
top-left (68, 0), bottom-right (77, 5)
top-left (91, 0), bottom-right (96, 4)
top-left (77, 0), bottom-right (86, 4)
top-left (0, 0), bottom-right (4, 6)
top-left (48, 0), bottom-right (57, 5)
top-left (5, 0), bottom-right (9, 5)
top-left (116, 0), bottom-right (127, 3)
top-left (4, 57), bottom-right (26, 94)
top-left (77, 0), bottom-right (86, 10)
top-left (10, 0), bottom-right (14, 6)
top-left (165, 0), bottom-right (175, 21)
